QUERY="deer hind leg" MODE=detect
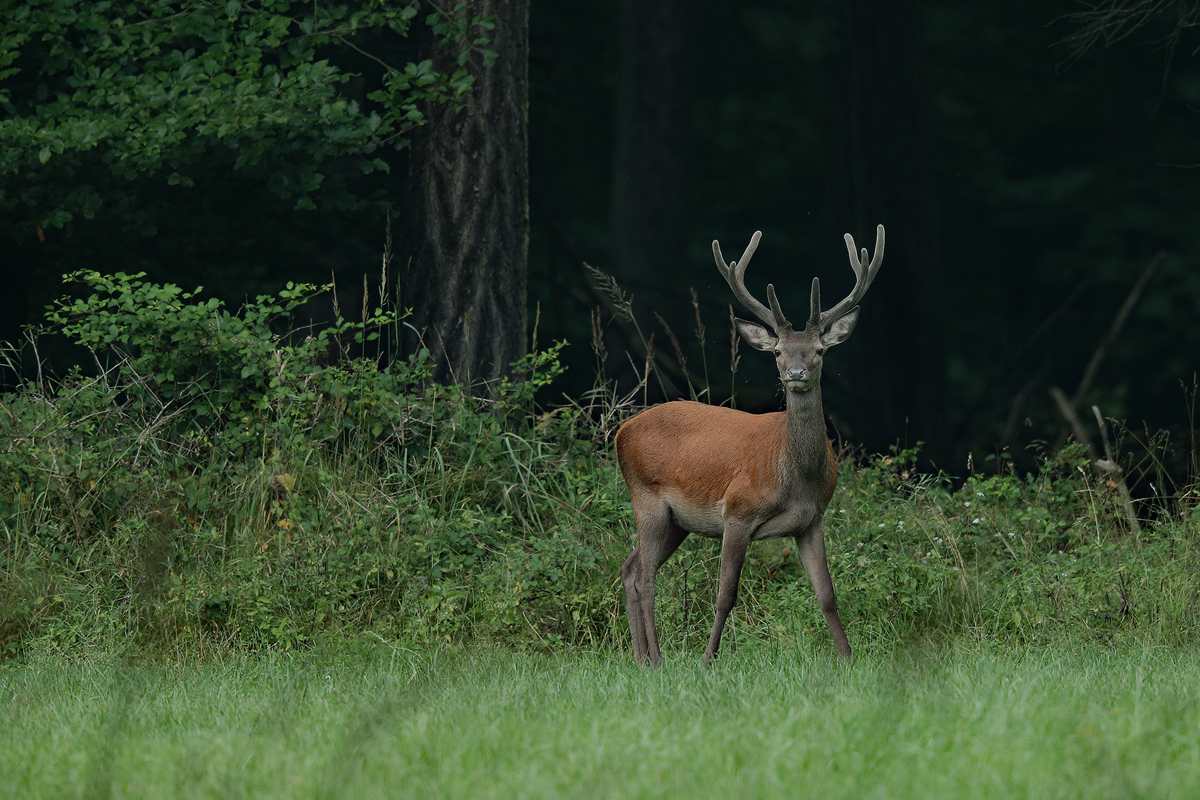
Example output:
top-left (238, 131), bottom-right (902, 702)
top-left (796, 523), bottom-right (852, 659)
top-left (702, 524), bottom-right (752, 666)
top-left (621, 501), bottom-right (687, 667)
top-left (619, 549), bottom-right (651, 664)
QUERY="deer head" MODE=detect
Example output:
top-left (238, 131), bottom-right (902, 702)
top-left (713, 225), bottom-right (885, 394)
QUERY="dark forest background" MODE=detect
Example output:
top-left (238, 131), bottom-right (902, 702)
top-left (3, 0), bottom-right (1199, 476)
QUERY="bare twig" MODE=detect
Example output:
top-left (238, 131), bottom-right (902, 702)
top-left (655, 312), bottom-right (695, 400)
top-left (1185, 374), bottom-right (1199, 482)
top-left (951, 277), bottom-right (1087, 443)
top-left (1072, 252), bottom-right (1165, 407)
top-left (1054, 252), bottom-right (1164, 448)
top-left (1050, 385), bottom-right (1097, 457)
top-left (999, 370), bottom-right (1047, 450)
top-left (583, 263), bottom-right (680, 399)
top-left (1050, 385), bottom-right (1141, 533)
top-left (1092, 405), bottom-right (1142, 533)
top-left (691, 287), bottom-right (710, 396)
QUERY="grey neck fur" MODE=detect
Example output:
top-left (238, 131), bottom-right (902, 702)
top-left (784, 382), bottom-right (831, 483)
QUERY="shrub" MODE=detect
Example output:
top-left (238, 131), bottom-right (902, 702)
top-left (1, 271), bottom-right (1198, 661)
top-left (1, 272), bottom-right (626, 658)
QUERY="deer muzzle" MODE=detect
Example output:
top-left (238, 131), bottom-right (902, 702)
top-left (784, 369), bottom-right (813, 393)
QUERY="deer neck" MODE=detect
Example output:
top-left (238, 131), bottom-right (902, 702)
top-left (782, 384), bottom-right (831, 483)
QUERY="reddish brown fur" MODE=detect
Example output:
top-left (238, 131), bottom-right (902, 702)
top-left (616, 401), bottom-right (788, 516)
top-left (616, 401), bottom-right (839, 534)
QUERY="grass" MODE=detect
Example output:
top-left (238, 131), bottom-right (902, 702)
top-left (3, 641), bottom-right (1199, 799)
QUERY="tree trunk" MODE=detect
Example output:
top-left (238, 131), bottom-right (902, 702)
top-left (834, 0), bottom-right (947, 462)
top-left (610, 0), bottom-right (695, 324)
top-left (0, 234), bottom-right (37, 388)
top-left (405, 0), bottom-right (529, 391)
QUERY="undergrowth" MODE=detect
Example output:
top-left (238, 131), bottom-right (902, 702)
top-left (1, 271), bottom-right (1198, 661)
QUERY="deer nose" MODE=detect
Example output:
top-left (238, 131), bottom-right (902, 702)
top-left (786, 367), bottom-right (808, 381)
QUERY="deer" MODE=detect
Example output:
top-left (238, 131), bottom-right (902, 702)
top-left (614, 224), bottom-right (885, 666)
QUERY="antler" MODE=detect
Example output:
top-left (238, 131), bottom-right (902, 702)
top-left (816, 224), bottom-right (885, 329)
top-left (713, 231), bottom-right (791, 331)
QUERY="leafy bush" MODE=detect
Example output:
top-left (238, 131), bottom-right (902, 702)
top-left (1, 272), bottom-right (624, 658)
top-left (2, 271), bottom-right (1198, 661)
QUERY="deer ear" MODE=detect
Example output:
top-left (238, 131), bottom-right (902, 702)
top-left (734, 318), bottom-right (777, 352)
top-left (821, 307), bottom-right (859, 347)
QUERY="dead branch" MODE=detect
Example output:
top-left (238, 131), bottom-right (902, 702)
top-left (1050, 385), bottom-right (1141, 533)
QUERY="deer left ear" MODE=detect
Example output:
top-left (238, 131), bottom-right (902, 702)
top-left (821, 307), bottom-right (859, 347)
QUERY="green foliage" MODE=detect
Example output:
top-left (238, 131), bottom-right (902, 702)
top-left (1, 271), bottom-right (618, 658)
top-left (40, 269), bottom-right (404, 447)
top-left (628, 441), bottom-right (1200, 660)
top-left (812, 443), bottom-right (1200, 651)
top-left (2, 272), bottom-right (1200, 662)
top-left (0, 0), bottom-right (491, 228)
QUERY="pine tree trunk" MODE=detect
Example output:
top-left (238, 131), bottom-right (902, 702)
top-left (834, 0), bottom-right (947, 460)
top-left (405, 1), bottom-right (529, 392)
top-left (610, 0), bottom-right (694, 322)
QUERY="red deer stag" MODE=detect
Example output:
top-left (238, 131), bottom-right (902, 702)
top-left (615, 224), bottom-right (885, 666)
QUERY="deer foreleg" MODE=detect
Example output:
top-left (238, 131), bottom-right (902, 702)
top-left (796, 524), bottom-right (851, 659)
top-left (703, 526), bottom-right (752, 666)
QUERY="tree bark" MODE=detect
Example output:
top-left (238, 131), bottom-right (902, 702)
top-left (0, 234), bottom-right (38, 389)
top-left (405, 0), bottom-right (529, 391)
top-left (610, 0), bottom-right (695, 323)
top-left (834, 0), bottom-right (947, 461)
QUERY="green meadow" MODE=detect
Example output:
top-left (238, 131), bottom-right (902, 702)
top-left (4, 644), bottom-right (1198, 799)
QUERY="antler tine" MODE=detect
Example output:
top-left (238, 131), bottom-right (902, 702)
top-left (713, 230), bottom-right (781, 330)
top-left (766, 283), bottom-right (791, 329)
top-left (807, 277), bottom-right (821, 328)
top-left (819, 224), bottom-right (885, 328)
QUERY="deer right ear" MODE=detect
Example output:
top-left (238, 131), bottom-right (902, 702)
top-left (734, 318), bottom-right (777, 352)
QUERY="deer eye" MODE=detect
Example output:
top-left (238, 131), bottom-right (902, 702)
top-left (773, 349), bottom-right (781, 357)
top-left (816, 347), bottom-right (825, 356)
